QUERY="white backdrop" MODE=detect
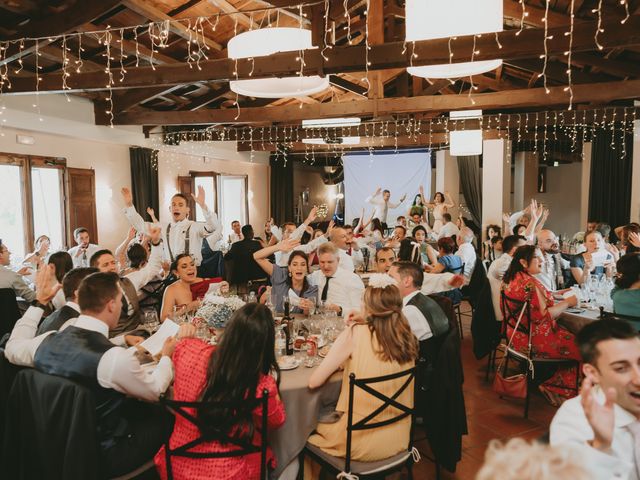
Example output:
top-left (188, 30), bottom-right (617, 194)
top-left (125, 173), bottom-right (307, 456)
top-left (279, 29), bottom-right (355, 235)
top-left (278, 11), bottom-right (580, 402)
top-left (343, 149), bottom-right (431, 225)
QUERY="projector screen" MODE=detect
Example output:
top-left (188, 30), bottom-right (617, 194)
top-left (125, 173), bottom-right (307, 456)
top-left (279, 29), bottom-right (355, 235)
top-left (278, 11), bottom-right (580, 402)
top-left (343, 149), bottom-right (431, 225)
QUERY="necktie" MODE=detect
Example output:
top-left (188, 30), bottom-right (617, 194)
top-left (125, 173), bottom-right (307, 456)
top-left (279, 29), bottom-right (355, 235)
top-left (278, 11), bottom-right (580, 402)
top-left (82, 250), bottom-right (87, 266)
top-left (627, 420), bottom-right (640, 479)
top-left (382, 201), bottom-right (388, 223)
top-left (321, 276), bottom-right (332, 302)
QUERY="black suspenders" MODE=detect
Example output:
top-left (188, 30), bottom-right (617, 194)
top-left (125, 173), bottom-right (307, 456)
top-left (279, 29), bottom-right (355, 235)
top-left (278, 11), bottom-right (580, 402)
top-left (166, 223), bottom-right (192, 262)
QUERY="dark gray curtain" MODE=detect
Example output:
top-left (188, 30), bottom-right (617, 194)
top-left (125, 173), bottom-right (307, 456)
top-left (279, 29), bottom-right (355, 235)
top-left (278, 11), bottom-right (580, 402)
top-left (589, 129), bottom-right (633, 231)
top-left (457, 155), bottom-right (482, 226)
top-left (270, 153), bottom-right (294, 224)
top-left (129, 147), bottom-right (159, 216)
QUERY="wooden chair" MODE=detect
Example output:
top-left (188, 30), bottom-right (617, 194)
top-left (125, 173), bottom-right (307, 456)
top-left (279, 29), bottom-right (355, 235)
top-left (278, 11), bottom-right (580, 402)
top-left (301, 366), bottom-right (419, 479)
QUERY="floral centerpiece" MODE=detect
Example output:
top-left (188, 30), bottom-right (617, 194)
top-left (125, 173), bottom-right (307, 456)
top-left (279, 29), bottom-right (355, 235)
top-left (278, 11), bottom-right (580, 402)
top-left (195, 293), bottom-right (246, 329)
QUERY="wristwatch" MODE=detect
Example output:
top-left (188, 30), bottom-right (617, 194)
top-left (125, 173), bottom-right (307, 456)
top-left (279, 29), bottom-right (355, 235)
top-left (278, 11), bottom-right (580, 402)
top-left (31, 300), bottom-right (48, 310)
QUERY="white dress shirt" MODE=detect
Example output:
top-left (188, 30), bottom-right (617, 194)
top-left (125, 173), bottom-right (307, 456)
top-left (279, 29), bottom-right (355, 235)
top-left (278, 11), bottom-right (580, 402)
top-left (536, 251), bottom-right (570, 292)
top-left (402, 290), bottom-right (432, 341)
top-left (68, 243), bottom-right (102, 268)
top-left (124, 205), bottom-right (220, 266)
top-left (365, 192), bottom-right (404, 224)
top-left (277, 235), bottom-right (328, 267)
top-left (421, 273), bottom-right (456, 295)
top-left (308, 268), bottom-right (364, 315)
top-left (550, 388), bottom-right (637, 480)
top-left (488, 253), bottom-right (512, 320)
top-left (123, 244), bottom-right (164, 294)
top-left (5, 310), bottom-right (173, 402)
top-left (229, 232), bottom-right (243, 244)
top-left (437, 222), bottom-right (460, 240)
top-left (0, 265), bottom-right (36, 302)
top-left (455, 242), bottom-right (477, 280)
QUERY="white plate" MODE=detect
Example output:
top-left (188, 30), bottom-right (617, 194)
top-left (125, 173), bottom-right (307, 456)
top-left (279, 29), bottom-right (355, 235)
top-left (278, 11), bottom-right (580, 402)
top-left (278, 357), bottom-right (301, 370)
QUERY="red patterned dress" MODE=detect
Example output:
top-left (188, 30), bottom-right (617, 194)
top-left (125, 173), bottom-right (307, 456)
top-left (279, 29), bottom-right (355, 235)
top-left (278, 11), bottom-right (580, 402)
top-left (502, 272), bottom-right (581, 398)
top-left (154, 339), bottom-right (286, 479)
top-left (189, 277), bottom-right (223, 301)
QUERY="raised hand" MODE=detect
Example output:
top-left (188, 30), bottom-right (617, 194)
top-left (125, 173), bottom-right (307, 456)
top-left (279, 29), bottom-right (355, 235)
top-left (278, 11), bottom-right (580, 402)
top-left (17, 266), bottom-right (32, 276)
top-left (502, 212), bottom-right (511, 223)
top-left (279, 237), bottom-right (301, 253)
top-left (628, 231), bottom-right (640, 248)
top-left (37, 238), bottom-right (50, 256)
top-left (305, 206), bottom-right (318, 224)
top-left (191, 185), bottom-right (206, 207)
top-left (35, 263), bottom-right (61, 305)
top-left (374, 187), bottom-right (382, 196)
top-left (580, 376), bottom-right (616, 451)
top-left (146, 207), bottom-right (159, 223)
top-left (148, 224), bottom-right (162, 244)
top-left (121, 187), bottom-right (133, 207)
top-left (325, 219), bottom-right (335, 237)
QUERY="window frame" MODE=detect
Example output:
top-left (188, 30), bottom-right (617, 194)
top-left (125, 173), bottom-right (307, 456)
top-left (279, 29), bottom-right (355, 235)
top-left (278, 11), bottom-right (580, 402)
top-left (0, 153), bottom-right (68, 255)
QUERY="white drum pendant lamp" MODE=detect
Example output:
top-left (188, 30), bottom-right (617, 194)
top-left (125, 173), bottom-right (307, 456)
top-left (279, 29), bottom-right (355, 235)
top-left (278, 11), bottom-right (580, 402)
top-left (405, 0), bottom-right (503, 79)
top-left (227, 28), bottom-right (330, 98)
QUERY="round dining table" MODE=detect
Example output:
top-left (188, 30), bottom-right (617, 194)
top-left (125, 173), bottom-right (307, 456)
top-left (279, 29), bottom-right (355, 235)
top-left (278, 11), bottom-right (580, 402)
top-left (271, 361), bottom-right (342, 480)
top-left (557, 307), bottom-right (600, 335)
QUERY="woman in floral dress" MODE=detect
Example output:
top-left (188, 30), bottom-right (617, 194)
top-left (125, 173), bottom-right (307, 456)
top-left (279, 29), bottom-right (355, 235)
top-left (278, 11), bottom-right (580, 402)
top-left (501, 245), bottom-right (581, 405)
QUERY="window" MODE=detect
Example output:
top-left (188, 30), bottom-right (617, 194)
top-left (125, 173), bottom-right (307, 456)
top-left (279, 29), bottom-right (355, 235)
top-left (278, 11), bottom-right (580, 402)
top-left (0, 154), bottom-right (66, 261)
top-left (218, 175), bottom-right (248, 239)
top-left (193, 174), bottom-right (216, 222)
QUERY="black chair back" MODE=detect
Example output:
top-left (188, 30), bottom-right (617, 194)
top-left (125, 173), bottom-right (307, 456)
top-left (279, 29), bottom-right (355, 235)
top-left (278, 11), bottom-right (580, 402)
top-left (0, 288), bottom-right (21, 338)
top-left (160, 389), bottom-right (270, 480)
top-left (599, 308), bottom-right (640, 331)
top-left (344, 366), bottom-right (416, 474)
top-left (500, 290), bottom-right (532, 336)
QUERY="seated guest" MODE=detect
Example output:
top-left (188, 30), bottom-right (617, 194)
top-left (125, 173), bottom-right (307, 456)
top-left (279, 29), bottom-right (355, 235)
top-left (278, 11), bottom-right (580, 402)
top-left (620, 223), bottom-right (640, 255)
top-left (229, 220), bottom-right (243, 244)
top-left (412, 225), bottom-right (438, 266)
top-left (224, 224), bottom-right (268, 291)
top-left (305, 275), bottom-right (418, 477)
top-left (308, 242), bottom-right (364, 316)
top-left (330, 226), bottom-right (363, 272)
top-left (22, 234), bottom-right (51, 268)
top-left (477, 438), bottom-right (590, 480)
top-left (7, 271), bottom-right (186, 478)
top-left (388, 262), bottom-right (450, 341)
top-left (483, 224), bottom-right (501, 263)
top-left (385, 225), bottom-right (407, 250)
top-left (161, 253), bottom-right (226, 321)
top-left (396, 215), bottom-right (407, 228)
top-left (253, 238), bottom-right (318, 314)
top-left (550, 319), bottom-right (640, 479)
top-left (398, 238), bottom-right (423, 266)
top-left (375, 246), bottom-right (396, 273)
top-left (536, 229), bottom-right (570, 291)
top-left (368, 217), bottom-right (386, 245)
top-left (570, 231), bottom-right (615, 285)
top-left (47, 251), bottom-right (74, 309)
top-left (0, 239), bottom-right (36, 302)
top-left (37, 267), bottom-right (97, 334)
top-left (270, 208), bottom-right (319, 265)
top-left (92, 248), bottom-right (165, 335)
top-left (155, 303), bottom-right (286, 479)
top-left (68, 227), bottom-right (101, 268)
top-left (409, 213), bottom-right (429, 231)
top-left (595, 223), bottom-right (620, 261)
top-left (611, 253), bottom-right (640, 317)
top-left (489, 236), bottom-right (503, 263)
top-left (488, 235), bottom-right (527, 320)
top-left (502, 245), bottom-right (580, 405)
top-left (436, 213), bottom-right (460, 240)
top-left (455, 227), bottom-right (477, 282)
top-left (426, 237), bottom-right (463, 275)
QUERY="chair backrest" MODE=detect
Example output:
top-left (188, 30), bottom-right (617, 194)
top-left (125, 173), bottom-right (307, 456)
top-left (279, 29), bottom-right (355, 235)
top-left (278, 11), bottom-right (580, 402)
top-left (344, 366), bottom-right (417, 474)
top-left (0, 288), bottom-right (21, 337)
top-left (500, 290), bottom-right (532, 338)
top-left (160, 389), bottom-right (270, 480)
top-left (3, 368), bottom-right (98, 480)
top-left (600, 307), bottom-right (640, 326)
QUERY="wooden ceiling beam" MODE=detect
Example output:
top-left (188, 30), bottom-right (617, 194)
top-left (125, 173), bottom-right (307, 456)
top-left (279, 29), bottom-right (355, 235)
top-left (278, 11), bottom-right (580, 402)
top-left (209, 0), bottom-right (259, 30)
top-left (4, 17), bottom-right (640, 94)
top-left (121, 0), bottom-right (224, 53)
top-left (111, 79), bottom-right (640, 125)
top-left (329, 76), bottom-right (368, 96)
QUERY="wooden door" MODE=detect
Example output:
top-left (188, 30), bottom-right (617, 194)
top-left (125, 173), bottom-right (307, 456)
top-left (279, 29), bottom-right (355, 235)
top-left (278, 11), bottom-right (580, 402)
top-left (177, 175), bottom-right (196, 220)
top-left (67, 168), bottom-right (98, 245)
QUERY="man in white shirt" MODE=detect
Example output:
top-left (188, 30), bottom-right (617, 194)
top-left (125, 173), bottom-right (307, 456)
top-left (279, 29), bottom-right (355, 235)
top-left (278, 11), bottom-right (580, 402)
top-left (121, 186), bottom-right (221, 267)
top-left (536, 229), bottom-right (570, 291)
top-left (271, 207), bottom-right (320, 266)
top-left (389, 262), bottom-right (450, 342)
top-left (487, 235), bottom-right (527, 320)
top-left (330, 227), bottom-right (363, 272)
top-left (437, 213), bottom-right (460, 240)
top-left (550, 319), bottom-right (640, 480)
top-left (6, 271), bottom-right (191, 478)
top-left (68, 227), bottom-right (102, 268)
top-left (455, 227), bottom-right (477, 282)
top-left (365, 187), bottom-right (406, 227)
top-left (375, 247), bottom-right (396, 273)
top-left (308, 242), bottom-right (364, 316)
top-left (229, 220), bottom-right (243, 244)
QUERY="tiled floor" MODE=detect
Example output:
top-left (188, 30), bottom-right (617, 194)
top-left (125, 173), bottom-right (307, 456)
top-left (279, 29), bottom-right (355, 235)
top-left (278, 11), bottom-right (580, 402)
top-left (408, 306), bottom-right (558, 479)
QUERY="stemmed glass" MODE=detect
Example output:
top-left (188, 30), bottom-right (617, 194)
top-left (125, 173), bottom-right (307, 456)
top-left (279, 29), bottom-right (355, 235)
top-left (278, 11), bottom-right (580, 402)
top-left (143, 310), bottom-right (159, 334)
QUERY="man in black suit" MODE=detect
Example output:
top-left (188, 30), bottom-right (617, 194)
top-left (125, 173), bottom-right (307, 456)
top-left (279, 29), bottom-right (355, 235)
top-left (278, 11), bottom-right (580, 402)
top-left (37, 267), bottom-right (97, 335)
top-left (224, 225), bottom-right (268, 294)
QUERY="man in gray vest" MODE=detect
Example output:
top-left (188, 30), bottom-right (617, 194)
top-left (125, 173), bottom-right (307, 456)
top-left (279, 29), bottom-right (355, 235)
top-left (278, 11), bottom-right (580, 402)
top-left (388, 261), bottom-right (450, 341)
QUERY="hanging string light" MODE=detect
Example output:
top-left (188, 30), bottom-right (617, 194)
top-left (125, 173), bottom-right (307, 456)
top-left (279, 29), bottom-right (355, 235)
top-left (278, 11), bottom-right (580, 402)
top-left (593, 0), bottom-right (605, 50)
top-left (564, 0), bottom-right (575, 110)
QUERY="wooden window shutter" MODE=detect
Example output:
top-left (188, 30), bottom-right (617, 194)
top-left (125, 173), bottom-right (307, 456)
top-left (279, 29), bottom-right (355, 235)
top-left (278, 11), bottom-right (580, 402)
top-left (67, 168), bottom-right (98, 245)
top-left (177, 176), bottom-right (196, 220)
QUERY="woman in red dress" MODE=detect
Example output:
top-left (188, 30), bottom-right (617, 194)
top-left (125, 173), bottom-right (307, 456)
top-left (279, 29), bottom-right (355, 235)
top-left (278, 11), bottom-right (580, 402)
top-left (501, 245), bottom-right (581, 405)
top-left (160, 253), bottom-right (226, 321)
top-left (155, 303), bottom-right (286, 479)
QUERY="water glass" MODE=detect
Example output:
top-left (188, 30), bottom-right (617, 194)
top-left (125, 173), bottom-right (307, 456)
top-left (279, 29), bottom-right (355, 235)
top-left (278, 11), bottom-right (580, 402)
top-left (173, 305), bottom-right (187, 324)
top-left (143, 310), bottom-right (159, 333)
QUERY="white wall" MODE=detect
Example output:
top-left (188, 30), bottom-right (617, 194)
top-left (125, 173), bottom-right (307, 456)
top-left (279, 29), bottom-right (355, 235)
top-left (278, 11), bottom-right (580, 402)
top-left (537, 162), bottom-right (583, 236)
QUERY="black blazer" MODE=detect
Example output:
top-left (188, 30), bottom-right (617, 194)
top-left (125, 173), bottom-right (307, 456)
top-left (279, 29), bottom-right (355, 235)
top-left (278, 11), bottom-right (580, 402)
top-left (37, 305), bottom-right (80, 335)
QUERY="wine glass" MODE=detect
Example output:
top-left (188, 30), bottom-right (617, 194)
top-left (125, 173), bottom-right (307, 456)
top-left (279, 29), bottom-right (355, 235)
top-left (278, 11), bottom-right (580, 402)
top-left (143, 310), bottom-right (159, 333)
top-left (173, 305), bottom-right (187, 324)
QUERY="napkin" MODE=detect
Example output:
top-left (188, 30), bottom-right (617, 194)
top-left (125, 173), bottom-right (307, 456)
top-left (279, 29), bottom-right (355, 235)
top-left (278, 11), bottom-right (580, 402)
top-left (139, 319), bottom-right (179, 356)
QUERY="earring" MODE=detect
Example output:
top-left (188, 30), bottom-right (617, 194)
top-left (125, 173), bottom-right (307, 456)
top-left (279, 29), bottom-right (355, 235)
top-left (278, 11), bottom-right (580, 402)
top-left (288, 272), bottom-right (292, 277)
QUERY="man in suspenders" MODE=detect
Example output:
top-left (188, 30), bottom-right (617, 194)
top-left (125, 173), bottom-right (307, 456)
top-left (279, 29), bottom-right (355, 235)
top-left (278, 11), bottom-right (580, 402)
top-left (121, 186), bottom-right (221, 269)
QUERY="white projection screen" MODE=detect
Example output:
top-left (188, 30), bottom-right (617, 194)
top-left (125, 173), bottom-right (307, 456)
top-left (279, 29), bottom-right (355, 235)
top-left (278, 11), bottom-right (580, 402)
top-left (343, 149), bottom-right (431, 225)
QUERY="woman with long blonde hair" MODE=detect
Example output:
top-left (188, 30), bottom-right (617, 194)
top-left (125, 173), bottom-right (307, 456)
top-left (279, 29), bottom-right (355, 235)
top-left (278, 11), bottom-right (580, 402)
top-left (305, 274), bottom-right (418, 478)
